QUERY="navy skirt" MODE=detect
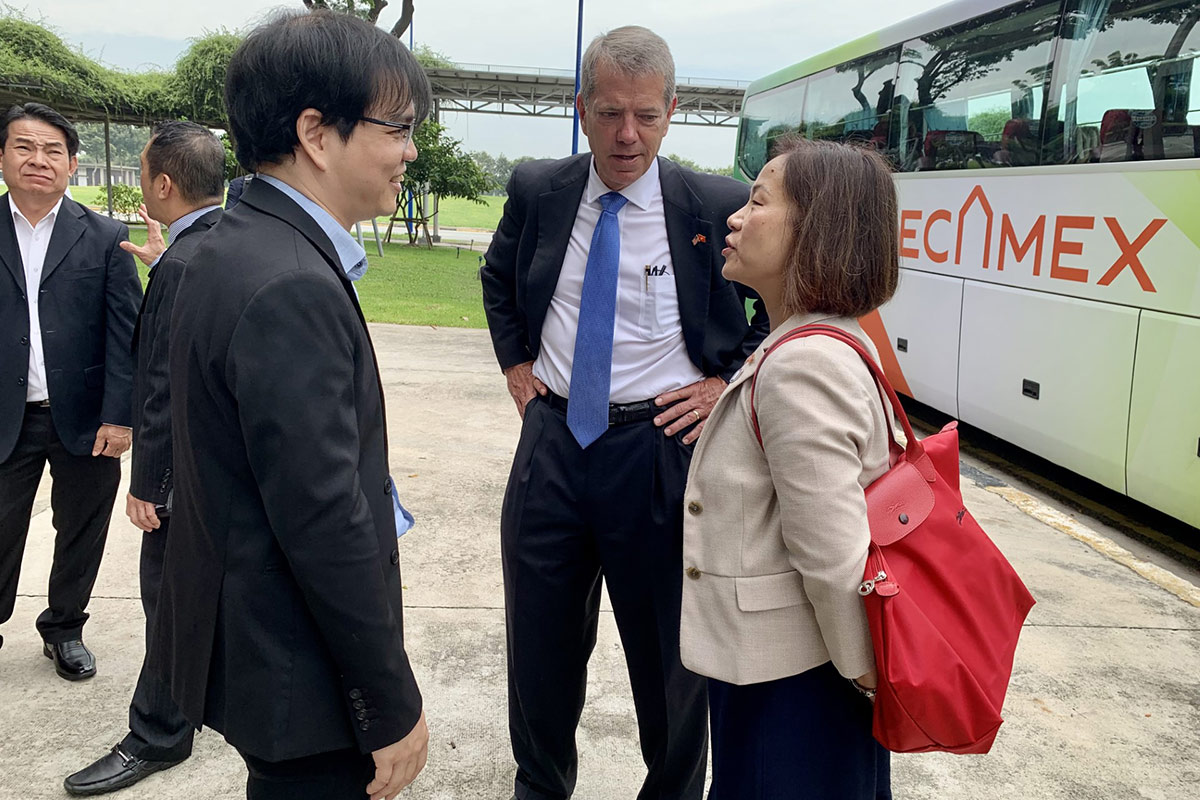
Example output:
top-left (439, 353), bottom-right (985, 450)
top-left (708, 661), bottom-right (892, 800)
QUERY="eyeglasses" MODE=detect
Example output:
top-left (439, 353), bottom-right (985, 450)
top-left (360, 116), bottom-right (415, 141)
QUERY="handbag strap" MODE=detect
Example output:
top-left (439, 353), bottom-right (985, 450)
top-left (748, 324), bottom-right (927, 471)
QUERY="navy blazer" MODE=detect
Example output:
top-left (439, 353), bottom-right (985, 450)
top-left (149, 178), bottom-right (421, 761)
top-left (129, 208), bottom-right (222, 503)
top-left (480, 154), bottom-right (767, 383)
top-left (0, 194), bottom-right (141, 462)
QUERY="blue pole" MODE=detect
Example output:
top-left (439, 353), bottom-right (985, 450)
top-left (407, 20), bottom-right (415, 232)
top-left (572, 0), bottom-right (584, 154)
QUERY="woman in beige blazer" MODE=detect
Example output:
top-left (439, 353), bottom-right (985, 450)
top-left (680, 137), bottom-right (899, 799)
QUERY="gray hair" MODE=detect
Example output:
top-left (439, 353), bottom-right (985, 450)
top-left (580, 26), bottom-right (676, 112)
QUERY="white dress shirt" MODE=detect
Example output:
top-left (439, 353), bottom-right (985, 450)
top-left (534, 158), bottom-right (703, 403)
top-left (12, 196), bottom-right (65, 403)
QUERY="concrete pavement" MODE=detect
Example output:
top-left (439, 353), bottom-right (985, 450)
top-left (1, 323), bottom-right (1197, 799)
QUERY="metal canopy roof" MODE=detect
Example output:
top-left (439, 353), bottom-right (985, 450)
top-left (425, 64), bottom-right (749, 127)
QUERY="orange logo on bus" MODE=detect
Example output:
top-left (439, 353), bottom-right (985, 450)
top-left (899, 185), bottom-right (1167, 292)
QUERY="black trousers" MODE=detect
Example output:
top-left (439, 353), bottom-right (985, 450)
top-left (502, 396), bottom-right (707, 800)
top-left (237, 747), bottom-right (375, 800)
top-left (119, 517), bottom-right (195, 761)
top-left (708, 662), bottom-right (892, 800)
top-left (0, 405), bottom-right (119, 643)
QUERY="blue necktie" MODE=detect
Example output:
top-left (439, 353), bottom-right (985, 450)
top-left (568, 191), bottom-right (628, 448)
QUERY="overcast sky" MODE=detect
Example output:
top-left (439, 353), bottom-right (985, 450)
top-left (24, 0), bottom-right (952, 166)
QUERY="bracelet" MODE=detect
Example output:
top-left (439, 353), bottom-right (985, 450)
top-left (849, 678), bottom-right (877, 702)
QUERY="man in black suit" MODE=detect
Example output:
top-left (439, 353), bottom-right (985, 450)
top-left (147, 12), bottom-right (430, 800)
top-left (224, 174), bottom-right (251, 210)
top-left (0, 103), bottom-right (141, 678)
top-left (65, 121), bottom-right (225, 796)
top-left (480, 26), bottom-right (766, 800)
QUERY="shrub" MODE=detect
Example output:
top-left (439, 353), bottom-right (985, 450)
top-left (100, 184), bottom-right (144, 217)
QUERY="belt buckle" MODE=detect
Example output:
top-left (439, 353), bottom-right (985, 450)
top-left (34, 399), bottom-right (50, 408)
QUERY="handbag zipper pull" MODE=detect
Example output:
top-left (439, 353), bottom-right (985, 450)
top-left (859, 570), bottom-right (887, 596)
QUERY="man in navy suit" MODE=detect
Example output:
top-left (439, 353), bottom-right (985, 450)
top-left (65, 120), bottom-right (225, 796)
top-left (481, 26), bottom-right (766, 800)
top-left (0, 103), bottom-right (141, 679)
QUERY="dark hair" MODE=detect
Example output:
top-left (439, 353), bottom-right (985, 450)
top-left (224, 10), bottom-right (432, 170)
top-left (770, 136), bottom-right (899, 317)
top-left (0, 103), bottom-right (79, 157)
top-left (146, 121), bottom-right (226, 203)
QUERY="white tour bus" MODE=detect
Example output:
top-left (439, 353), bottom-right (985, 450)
top-left (736, 0), bottom-right (1200, 527)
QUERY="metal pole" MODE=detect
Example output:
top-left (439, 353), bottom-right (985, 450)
top-left (407, 20), bottom-right (415, 231)
top-left (104, 117), bottom-right (114, 217)
top-left (572, 0), bottom-right (584, 154)
top-left (431, 98), bottom-right (440, 243)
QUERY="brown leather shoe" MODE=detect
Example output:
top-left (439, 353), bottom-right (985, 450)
top-left (43, 639), bottom-right (97, 681)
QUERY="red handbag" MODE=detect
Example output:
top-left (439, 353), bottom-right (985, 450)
top-left (750, 323), bottom-right (1035, 755)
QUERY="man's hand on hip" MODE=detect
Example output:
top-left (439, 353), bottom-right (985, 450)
top-left (368, 710), bottom-right (428, 800)
top-left (503, 361), bottom-right (547, 418)
top-left (653, 376), bottom-right (727, 445)
top-left (126, 492), bottom-right (161, 532)
top-left (118, 204), bottom-right (167, 267)
top-left (93, 424), bottom-right (132, 457)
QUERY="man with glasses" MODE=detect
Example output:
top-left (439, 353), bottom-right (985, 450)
top-left (147, 12), bottom-right (430, 799)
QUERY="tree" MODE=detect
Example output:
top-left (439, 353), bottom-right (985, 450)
top-left (665, 153), bottom-right (734, 178)
top-left (76, 123), bottom-right (150, 166)
top-left (392, 120), bottom-right (489, 246)
top-left (300, 0), bottom-right (415, 37)
top-left (470, 151), bottom-right (536, 194)
top-left (170, 32), bottom-right (241, 126)
top-left (967, 109), bottom-right (1010, 140)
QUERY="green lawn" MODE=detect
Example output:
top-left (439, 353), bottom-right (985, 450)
top-left (127, 227), bottom-right (487, 329)
top-left (69, 185), bottom-right (506, 232)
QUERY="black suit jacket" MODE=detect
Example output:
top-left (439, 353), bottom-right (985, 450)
top-left (129, 208), bottom-right (221, 504)
top-left (480, 154), bottom-right (766, 383)
top-left (149, 179), bottom-right (421, 761)
top-left (0, 194), bottom-right (141, 462)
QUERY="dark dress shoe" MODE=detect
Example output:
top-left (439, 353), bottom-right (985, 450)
top-left (64, 744), bottom-right (185, 796)
top-left (43, 639), bottom-right (96, 681)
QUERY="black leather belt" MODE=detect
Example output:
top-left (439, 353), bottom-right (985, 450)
top-left (545, 392), bottom-right (658, 426)
top-left (26, 400), bottom-right (50, 409)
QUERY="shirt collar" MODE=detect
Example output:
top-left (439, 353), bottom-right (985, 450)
top-left (166, 204), bottom-right (221, 244)
top-left (255, 174), bottom-right (367, 279)
top-left (584, 156), bottom-right (659, 211)
top-left (10, 194), bottom-right (65, 230)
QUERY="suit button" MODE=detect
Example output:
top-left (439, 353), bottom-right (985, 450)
top-left (353, 699), bottom-right (365, 710)
top-left (19, 336), bottom-right (28, 345)
top-left (356, 710), bottom-right (367, 720)
top-left (359, 722), bottom-right (370, 731)
top-left (685, 567), bottom-right (702, 580)
top-left (349, 689), bottom-right (362, 700)
top-left (16, 377), bottom-right (25, 386)
top-left (687, 501), bottom-right (702, 515)
top-left (390, 550), bottom-right (399, 565)
top-left (384, 478), bottom-right (393, 495)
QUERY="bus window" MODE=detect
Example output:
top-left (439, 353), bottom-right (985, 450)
top-left (797, 49), bottom-right (901, 162)
top-left (737, 80), bottom-right (808, 179)
top-left (894, 0), bottom-right (1060, 171)
top-left (1049, 0), bottom-right (1200, 164)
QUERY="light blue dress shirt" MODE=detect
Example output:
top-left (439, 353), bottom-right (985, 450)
top-left (255, 174), bottom-right (414, 538)
top-left (147, 204), bottom-right (222, 271)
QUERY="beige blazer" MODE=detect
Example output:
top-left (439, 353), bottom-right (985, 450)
top-left (680, 312), bottom-right (893, 685)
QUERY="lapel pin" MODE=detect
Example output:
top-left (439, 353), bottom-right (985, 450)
top-left (691, 234), bottom-right (707, 246)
